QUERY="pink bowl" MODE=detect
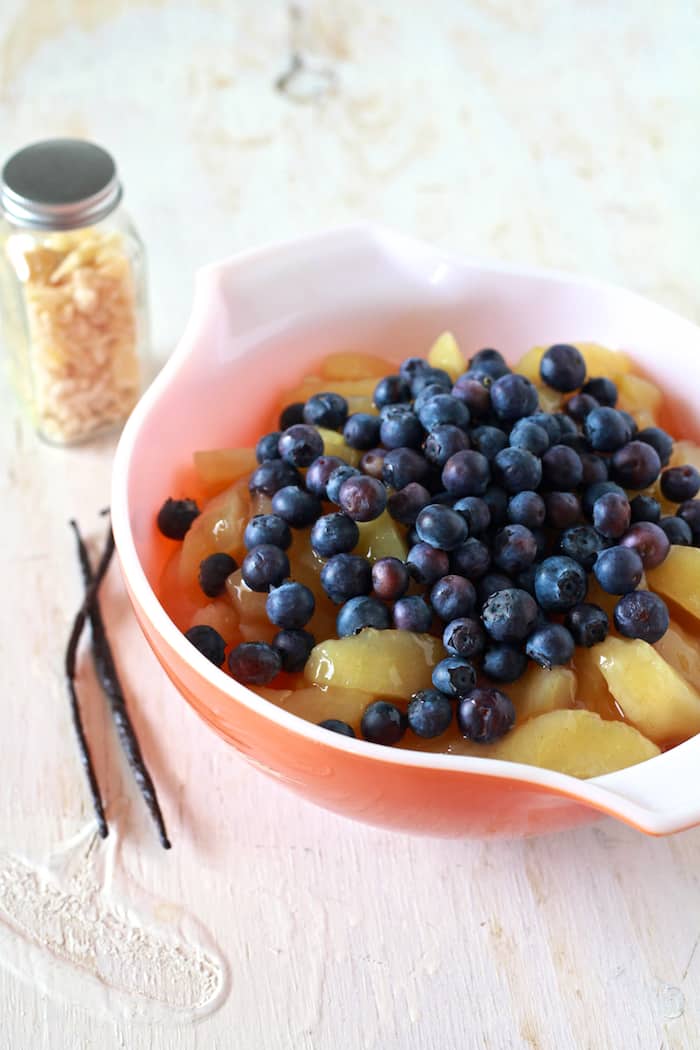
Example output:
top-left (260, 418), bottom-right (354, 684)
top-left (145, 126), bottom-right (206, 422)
top-left (112, 225), bottom-right (700, 838)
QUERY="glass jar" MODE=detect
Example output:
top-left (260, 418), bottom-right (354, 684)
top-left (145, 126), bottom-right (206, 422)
top-left (0, 139), bottom-right (150, 445)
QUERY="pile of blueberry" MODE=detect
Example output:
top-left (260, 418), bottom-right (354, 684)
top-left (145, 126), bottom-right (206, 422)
top-left (158, 343), bottom-right (700, 749)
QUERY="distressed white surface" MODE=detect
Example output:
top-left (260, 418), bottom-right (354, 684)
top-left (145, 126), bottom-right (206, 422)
top-left (1, 2), bottom-right (700, 1048)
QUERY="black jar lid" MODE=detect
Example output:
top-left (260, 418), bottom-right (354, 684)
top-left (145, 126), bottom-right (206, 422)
top-left (0, 139), bottom-right (122, 230)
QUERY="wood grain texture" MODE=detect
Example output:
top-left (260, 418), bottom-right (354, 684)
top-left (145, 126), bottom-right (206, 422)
top-left (1, 1), bottom-right (700, 1047)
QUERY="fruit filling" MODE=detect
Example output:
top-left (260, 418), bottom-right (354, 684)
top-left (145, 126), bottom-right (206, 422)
top-left (156, 338), bottom-right (700, 778)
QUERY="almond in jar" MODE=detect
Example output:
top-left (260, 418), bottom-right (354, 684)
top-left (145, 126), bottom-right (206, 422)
top-left (0, 138), bottom-right (150, 444)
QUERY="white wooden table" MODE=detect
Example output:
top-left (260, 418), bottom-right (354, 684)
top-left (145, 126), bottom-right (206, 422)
top-left (2, 3), bottom-right (700, 1047)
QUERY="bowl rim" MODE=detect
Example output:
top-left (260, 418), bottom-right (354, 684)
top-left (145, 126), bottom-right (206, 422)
top-left (111, 222), bottom-right (700, 836)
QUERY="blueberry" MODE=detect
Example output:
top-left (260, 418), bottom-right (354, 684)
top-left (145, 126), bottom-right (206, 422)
top-left (373, 374), bottom-right (411, 409)
top-left (442, 449), bottom-right (491, 496)
top-left (326, 464), bottom-right (361, 504)
top-left (580, 452), bottom-right (609, 486)
top-left (566, 392), bottom-right (599, 421)
top-left (554, 413), bottom-right (578, 439)
top-left (469, 347), bottom-right (510, 379)
top-left (157, 497), bottom-right (200, 539)
top-left (302, 391), bottom-right (348, 430)
top-left (271, 485), bottom-right (322, 528)
top-left (372, 557), bottom-right (410, 601)
top-left (470, 425), bottom-right (508, 461)
top-left (509, 419), bottom-right (550, 456)
top-left (266, 581), bottom-right (315, 629)
top-left (453, 496), bottom-right (491, 534)
top-left (279, 401), bottom-right (305, 429)
top-left (534, 556), bottom-right (588, 613)
top-left (614, 590), bottom-right (670, 644)
top-left (244, 513), bottom-right (292, 551)
top-left (318, 718), bottom-right (356, 737)
top-left (416, 504), bottom-right (469, 550)
top-left (451, 375), bottom-right (491, 417)
top-left (525, 623), bottom-right (575, 669)
top-left (241, 544), bottom-right (290, 592)
top-left (305, 455), bottom-right (346, 497)
top-left (482, 485), bottom-right (509, 527)
top-left (249, 459), bottom-right (302, 497)
top-left (393, 595), bottom-right (433, 632)
top-left (592, 491), bottom-right (631, 539)
top-left (492, 525), bottom-right (538, 575)
top-left (564, 603), bottom-right (609, 648)
top-left (541, 444), bottom-right (583, 491)
top-left (256, 431), bottom-right (282, 462)
top-left (343, 413), bottom-right (382, 450)
top-left (277, 424), bottom-right (324, 467)
top-left (272, 628), bottom-right (315, 672)
top-left (184, 624), bottom-right (226, 666)
top-left (636, 426), bottom-right (674, 467)
top-left (359, 448), bottom-right (387, 479)
top-left (457, 687), bottom-right (515, 742)
top-left (514, 562), bottom-right (536, 592)
top-left (493, 447), bottom-right (543, 495)
top-left (399, 353), bottom-right (442, 377)
top-left (407, 542), bottom-right (450, 585)
top-left (545, 491), bottom-right (582, 530)
top-left (630, 494), bottom-right (662, 524)
top-left (477, 572), bottom-right (514, 605)
top-left (464, 362), bottom-right (496, 382)
top-left (361, 700), bottom-right (406, 745)
top-left (658, 515), bottom-right (693, 546)
top-left (310, 513), bottom-right (359, 557)
top-left (660, 465), bottom-right (700, 503)
top-left (582, 480), bottom-right (627, 519)
top-left (584, 407), bottom-right (631, 452)
top-left (410, 367), bottom-right (452, 398)
top-left (423, 424), bottom-right (470, 468)
top-left (524, 412), bottom-right (562, 444)
top-left (443, 616), bottom-right (487, 659)
top-left (559, 432), bottom-right (589, 455)
top-left (417, 394), bottom-right (470, 431)
top-left (490, 373), bottom-right (539, 421)
top-left (507, 491), bottom-right (546, 529)
top-left (482, 644), bottom-right (528, 683)
top-left (380, 408), bottom-right (424, 450)
top-left (387, 482), bottom-right (431, 525)
top-left (321, 554), bottom-right (372, 604)
top-left (382, 448), bottom-right (430, 492)
top-left (557, 524), bottom-right (608, 570)
top-left (618, 410), bottom-right (638, 439)
top-left (337, 596), bottom-right (390, 637)
top-left (619, 521), bottom-right (670, 569)
top-left (593, 546), bottom-right (643, 595)
top-left (450, 538), bottom-right (491, 579)
top-left (481, 587), bottom-right (539, 643)
top-left (581, 376), bottom-right (618, 406)
top-left (677, 500), bottom-right (700, 544)
top-left (531, 527), bottom-right (548, 560)
top-left (430, 574), bottom-right (476, 622)
top-left (429, 656), bottom-right (476, 703)
top-left (228, 641), bottom-right (282, 684)
top-left (539, 344), bottom-right (586, 392)
top-left (198, 552), bottom-right (238, 597)
top-left (611, 441), bottom-right (662, 490)
top-left (414, 382), bottom-right (453, 414)
top-left (338, 475), bottom-right (387, 522)
top-left (405, 691), bottom-right (454, 739)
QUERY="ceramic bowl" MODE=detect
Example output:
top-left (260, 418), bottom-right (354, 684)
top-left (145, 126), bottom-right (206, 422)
top-left (111, 225), bottom-right (700, 838)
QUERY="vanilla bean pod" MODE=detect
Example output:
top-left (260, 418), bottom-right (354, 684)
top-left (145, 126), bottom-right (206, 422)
top-left (70, 519), bottom-right (171, 849)
top-left (65, 522), bottom-right (115, 838)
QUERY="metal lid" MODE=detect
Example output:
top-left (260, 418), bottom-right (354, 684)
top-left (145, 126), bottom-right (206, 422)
top-left (0, 139), bottom-right (123, 230)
